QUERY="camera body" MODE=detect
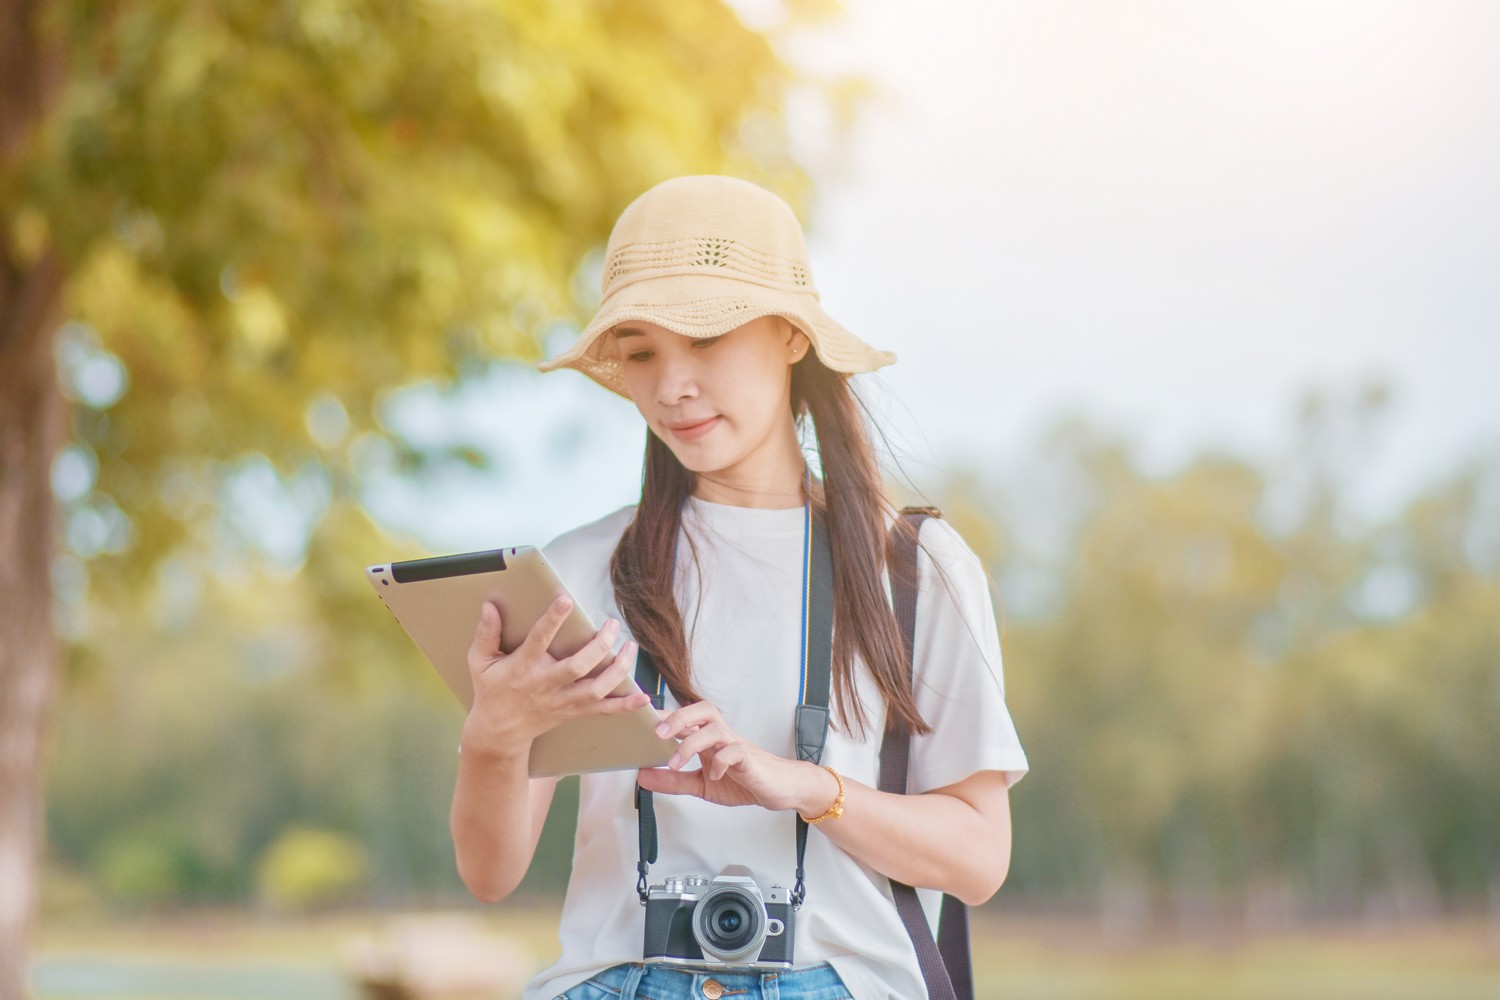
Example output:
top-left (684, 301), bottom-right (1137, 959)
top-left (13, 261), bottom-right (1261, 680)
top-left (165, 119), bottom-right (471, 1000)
top-left (642, 865), bottom-right (794, 968)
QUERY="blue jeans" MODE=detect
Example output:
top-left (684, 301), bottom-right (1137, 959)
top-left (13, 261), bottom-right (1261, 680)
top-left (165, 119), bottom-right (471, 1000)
top-left (554, 961), bottom-right (854, 1000)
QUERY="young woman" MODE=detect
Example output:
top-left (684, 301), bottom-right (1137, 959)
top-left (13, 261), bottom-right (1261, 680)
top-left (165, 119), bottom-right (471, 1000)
top-left (450, 176), bottom-right (1028, 1000)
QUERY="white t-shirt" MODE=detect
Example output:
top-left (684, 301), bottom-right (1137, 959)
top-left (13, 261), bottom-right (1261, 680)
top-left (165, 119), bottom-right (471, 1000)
top-left (524, 494), bottom-right (1029, 1000)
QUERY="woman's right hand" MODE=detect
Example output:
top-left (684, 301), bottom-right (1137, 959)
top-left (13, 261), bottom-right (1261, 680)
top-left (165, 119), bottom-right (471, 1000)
top-left (460, 596), bottom-right (650, 760)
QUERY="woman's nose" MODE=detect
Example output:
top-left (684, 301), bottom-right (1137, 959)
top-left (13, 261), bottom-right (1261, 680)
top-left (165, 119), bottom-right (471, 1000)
top-left (654, 350), bottom-right (700, 404)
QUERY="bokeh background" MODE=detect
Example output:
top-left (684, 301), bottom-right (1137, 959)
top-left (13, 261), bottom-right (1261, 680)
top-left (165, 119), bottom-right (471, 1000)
top-left (2, 1), bottom-right (1497, 998)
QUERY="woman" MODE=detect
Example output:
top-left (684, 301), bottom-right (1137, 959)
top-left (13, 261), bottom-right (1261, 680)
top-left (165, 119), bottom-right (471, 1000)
top-left (451, 176), bottom-right (1028, 1000)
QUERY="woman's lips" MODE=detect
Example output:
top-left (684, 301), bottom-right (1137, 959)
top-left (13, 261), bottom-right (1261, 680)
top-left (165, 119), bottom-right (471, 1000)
top-left (668, 416), bottom-right (720, 441)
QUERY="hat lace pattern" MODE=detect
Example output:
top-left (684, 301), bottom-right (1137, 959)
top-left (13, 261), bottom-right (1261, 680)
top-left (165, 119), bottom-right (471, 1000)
top-left (603, 236), bottom-right (812, 295)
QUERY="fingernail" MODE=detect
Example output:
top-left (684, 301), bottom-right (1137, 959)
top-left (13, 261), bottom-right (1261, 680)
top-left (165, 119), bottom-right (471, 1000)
top-left (605, 618), bottom-right (620, 634)
top-left (554, 596), bottom-right (571, 610)
top-left (655, 722), bottom-right (669, 737)
top-left (667, 754), bottom-right (681, 769)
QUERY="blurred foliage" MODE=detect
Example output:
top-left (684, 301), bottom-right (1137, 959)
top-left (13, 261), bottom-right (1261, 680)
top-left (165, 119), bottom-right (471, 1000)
top-left (27, 0), bottom-right (858, 918)
top-left (94, 828), bottom-right (204, 907)
top-left (42, 386), bottom-right (1500, 929)
top-left (996, 388), bottom-right (1500, 929)
top-left (50, 557), bottom-right (496, 904)
top-left (256, 827), bottom-right (367, 912)
top-left (15, 0), bottom-right (847, 639)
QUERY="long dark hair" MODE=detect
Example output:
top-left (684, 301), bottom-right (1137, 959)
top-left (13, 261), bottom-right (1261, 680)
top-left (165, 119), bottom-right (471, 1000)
top-left (609, 347), bottom-right (930, 738)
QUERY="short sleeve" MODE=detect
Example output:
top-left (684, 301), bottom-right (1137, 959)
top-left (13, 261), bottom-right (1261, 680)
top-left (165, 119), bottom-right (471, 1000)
top-left (538, 503), bottom-right (637, 618)
top-left (905, 517), bottom-right (1029, 793)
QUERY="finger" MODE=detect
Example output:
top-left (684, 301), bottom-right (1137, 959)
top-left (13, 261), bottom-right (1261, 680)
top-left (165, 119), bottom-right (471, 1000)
top-left (708, 743), bottom-right (748, 782)
top-left (655, 720), bottom-right (708, 748)
top-left (637, 766), bottom-right (705, 798)
top-left (581, 642), bottom-right (639, 701)
top-left (668, 723), bottom-right (730, 770)
top-left (518, 595), bottom-right (575, 662)
top-left (654, 700), bottom-right (724, 740)
top-left (657, 716), bottom-right (702, 740)
top-left (619, 638), bottom-right (641, 676)
top-left (466, 602), bottom-right (503, 675)
top-left (588, 690), bottom-right (654, 715)
top-left (560, 618), bottom-right (622, 681)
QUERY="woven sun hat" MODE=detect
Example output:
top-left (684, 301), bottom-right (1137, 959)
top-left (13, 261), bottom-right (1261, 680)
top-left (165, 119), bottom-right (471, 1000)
top-left (535, 174), bottom-right (897, 398)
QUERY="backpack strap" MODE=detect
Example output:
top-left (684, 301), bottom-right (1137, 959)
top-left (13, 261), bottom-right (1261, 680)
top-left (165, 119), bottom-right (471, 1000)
top-left (881, 505), bottom-right (974, 1000)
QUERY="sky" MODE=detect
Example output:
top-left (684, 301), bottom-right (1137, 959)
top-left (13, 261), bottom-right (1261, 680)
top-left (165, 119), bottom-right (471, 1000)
top-left (367, 0), bottom-right (1500, 556)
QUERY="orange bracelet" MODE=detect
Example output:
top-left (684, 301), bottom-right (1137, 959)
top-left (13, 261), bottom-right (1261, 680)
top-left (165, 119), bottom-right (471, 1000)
top-left (801, 765), bottom-right (845, 824)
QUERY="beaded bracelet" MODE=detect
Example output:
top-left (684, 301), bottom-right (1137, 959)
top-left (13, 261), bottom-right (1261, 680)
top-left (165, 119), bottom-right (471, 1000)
top-left (802, 764), bottom-right (845, 824)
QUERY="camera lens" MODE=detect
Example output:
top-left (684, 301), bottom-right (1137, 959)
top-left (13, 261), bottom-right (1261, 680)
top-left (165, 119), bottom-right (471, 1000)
top-left (692, 884), bottom-right (766, 964)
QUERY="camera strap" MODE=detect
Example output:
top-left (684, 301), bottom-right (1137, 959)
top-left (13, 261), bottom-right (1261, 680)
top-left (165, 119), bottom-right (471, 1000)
top-left (631, 500), bottom-right (974, 997)
top-left (881, 506), bottom-right (972, 1000)
top-left (634, 484), bottom-right (834, 908)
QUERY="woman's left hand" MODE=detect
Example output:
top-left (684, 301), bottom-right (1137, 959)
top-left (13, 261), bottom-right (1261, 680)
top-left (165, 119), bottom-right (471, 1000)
top-left (636, 701), bottom-right (833, 815)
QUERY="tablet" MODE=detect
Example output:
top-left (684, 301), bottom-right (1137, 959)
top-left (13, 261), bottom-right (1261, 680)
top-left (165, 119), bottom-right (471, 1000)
top-left (366, 545), bottom-right (676, 777)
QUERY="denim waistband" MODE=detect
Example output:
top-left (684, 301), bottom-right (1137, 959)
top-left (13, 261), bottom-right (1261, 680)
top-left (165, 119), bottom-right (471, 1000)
top-left (563, 960), bottom-right (851, 1000)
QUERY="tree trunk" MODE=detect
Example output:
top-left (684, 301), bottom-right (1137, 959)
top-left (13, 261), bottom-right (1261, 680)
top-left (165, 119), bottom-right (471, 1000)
top-left (0, 244), bottom-right (64, 1000)
top-left (3, 6), bottom-right (69, 996)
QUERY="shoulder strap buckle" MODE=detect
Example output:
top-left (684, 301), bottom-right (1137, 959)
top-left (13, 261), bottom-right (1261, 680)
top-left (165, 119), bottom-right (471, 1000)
top-left (900, 505), bottom-right (943, 518)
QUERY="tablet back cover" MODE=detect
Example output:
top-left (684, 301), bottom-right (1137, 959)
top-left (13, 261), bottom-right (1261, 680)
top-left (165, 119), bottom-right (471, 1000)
top-left (366, 547), bottom-right (674, 776)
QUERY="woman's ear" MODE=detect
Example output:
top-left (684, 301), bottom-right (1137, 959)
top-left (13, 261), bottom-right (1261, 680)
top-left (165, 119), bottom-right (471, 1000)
top-left (784, 320), bottom-right (811, 362)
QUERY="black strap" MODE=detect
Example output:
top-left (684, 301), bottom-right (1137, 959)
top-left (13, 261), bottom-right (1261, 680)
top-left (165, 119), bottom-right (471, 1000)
top-left (635, 506), bottom-right (835, 908)
top-left (880, 507), bottom-right (971, 1000)
top-left (633, 648), bottom-right (664, 902)
top-left (791, 503), bottom-right (834, 907)
top-left (938, 892), bottom-right (974, 999)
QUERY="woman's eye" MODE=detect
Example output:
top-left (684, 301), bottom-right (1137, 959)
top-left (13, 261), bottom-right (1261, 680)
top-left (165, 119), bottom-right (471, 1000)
top-left (625, 351), bottom-right (652, 363)
top-left (693, 336), bottom-right (722, 348)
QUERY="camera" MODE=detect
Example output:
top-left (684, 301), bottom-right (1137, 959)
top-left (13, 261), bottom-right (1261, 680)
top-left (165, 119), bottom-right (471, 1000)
top-left (642, 865), bottom-right (794, 968)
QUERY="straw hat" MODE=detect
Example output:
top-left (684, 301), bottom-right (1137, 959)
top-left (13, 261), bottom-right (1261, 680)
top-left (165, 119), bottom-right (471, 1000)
top-left (535, 175), bottom-right (896, 398)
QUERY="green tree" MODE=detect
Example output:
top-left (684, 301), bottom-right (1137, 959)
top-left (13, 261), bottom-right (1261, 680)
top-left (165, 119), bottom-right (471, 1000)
top-left (1000, 424), bottom-right (1288, 926)
top-left (1, 1), bottom-right (849, 992)
top-left (964, 388), bottom-right (1499, 926)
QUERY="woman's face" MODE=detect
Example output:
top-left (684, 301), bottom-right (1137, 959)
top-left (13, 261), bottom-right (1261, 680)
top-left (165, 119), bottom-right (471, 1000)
top-left (609, 315), bottom-right (810, 490)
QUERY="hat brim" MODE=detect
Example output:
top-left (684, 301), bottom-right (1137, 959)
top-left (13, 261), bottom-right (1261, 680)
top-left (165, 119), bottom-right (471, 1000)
top-left (536, 273), bottom-right (896, 398)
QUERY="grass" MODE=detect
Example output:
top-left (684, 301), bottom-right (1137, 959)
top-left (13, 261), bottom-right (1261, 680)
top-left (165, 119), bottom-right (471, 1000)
top-left (969, 913), bottom-right (1500, 999)
top-left (32, 905), bottom-right (1500, 999)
